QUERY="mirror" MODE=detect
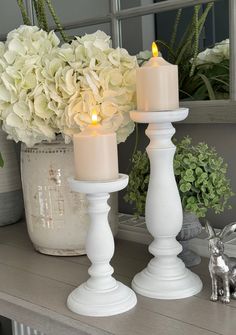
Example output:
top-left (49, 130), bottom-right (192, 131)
top-left (120, 0), bottom-right (229, 101)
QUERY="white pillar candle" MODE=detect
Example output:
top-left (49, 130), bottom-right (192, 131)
top-left (136, 42), bottom-right (179, 112)
top-left (73, 112), bottom-right (119, 181)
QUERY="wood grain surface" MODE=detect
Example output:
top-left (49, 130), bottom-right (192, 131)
top-left (0, 221), bottom-right (234, 335)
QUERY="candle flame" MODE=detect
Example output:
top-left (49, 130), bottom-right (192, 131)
top-left (91, 109), bottom-right (98, 125)
top-left (152, 42), bottom-right (158, 58)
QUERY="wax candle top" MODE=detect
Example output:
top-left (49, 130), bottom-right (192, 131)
top-left (91, 109), bottom-right (98, 125)
top-left (80, 109), bottom-right (112, 137)
top-left (143, 42), bottom-right (175, 68)
top-left (82, 109), bottom-right (104, 136)
top-left (152, 42), bottom-right (158, 57)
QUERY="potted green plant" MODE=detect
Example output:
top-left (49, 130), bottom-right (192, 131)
top-left (125, 137), bottom-right (234, 266)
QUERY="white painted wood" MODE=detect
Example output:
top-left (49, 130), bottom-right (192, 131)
top-left (12, 320), bottom-right (44, 335)
top-left (110, 0), bottom-right (122, 47)
top-left (130, 109), bottom-right (202, 299)
top-left (180, 100), bottom-right (236, 123)
top-left (1, 222), bottom-right (236, 334)
top-left (67, 175), bottom-right (137, 316)
top-left (68, 174), bottom-right (128, 194)
top-left (116, 0), bottom-right (218, 19)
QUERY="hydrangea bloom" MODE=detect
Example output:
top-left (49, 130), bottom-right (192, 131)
top-left (0, 25), bottom-right (61, 146)
top-left (195, 39), bottom-right (229, 66)
top-left (47, 30), bottom-right (137, 143)
top-left (0, 26), bottom-right (137, 146)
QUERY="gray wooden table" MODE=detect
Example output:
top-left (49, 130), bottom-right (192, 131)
top-left (0, 221), bottom-right (235, 335)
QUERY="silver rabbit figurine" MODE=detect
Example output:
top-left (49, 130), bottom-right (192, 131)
top-left (205, 221), bottom-right (236, 304)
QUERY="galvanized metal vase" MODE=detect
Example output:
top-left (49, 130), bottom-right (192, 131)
top-left (0, 129), bottom-right (23, 226)
top-left (21, 139), bottom-right (118, 256)
top-left (177, 211), bottom-right (202, 267)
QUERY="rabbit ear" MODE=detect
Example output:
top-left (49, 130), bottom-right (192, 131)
top-left (219, 222), bottom-right (236, 240)
top-left (205, 221), bottom-right (215, 239)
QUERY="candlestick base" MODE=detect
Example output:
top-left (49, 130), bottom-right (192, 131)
top-left (67, 174), bottom-right (137, 317)
top-left (67, 281), bottom-right (137, 317)
top-left (132, 260), bottom-right (202, 299)
top-left (130, 108), bottom-right (202, 299)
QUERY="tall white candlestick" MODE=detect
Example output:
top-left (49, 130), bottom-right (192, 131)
top-left (130, 109), bottom-right (202, 299)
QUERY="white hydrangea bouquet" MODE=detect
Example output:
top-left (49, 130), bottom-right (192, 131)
top-left (0, 26), bottom-right (137, 147)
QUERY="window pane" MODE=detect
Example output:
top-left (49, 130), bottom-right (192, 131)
top-left (121, 14), bottom-right (155, 55)
top-left (214, 0), bottom-right (229, 42)
top-left (155, 0), bottom-right (229, 54)
top-left (0, 0), bottom-right (24, 38)
top-left (65, 23), bottom-right (111, 40)
top-left (35, 0), bottom-right (110, 27)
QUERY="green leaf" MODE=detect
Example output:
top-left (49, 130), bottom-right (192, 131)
top-left (179, 89), bottom-right (193, 99)
top-left (180, 183), bottom-right (192, 193)
top-left (187, 196), bottom-right (197, 204)
top-left (198, 73), bottom-right (216, 100)
top-left (125, 136), bottom-right (234, 219)
top-left (176, 40), bottom-right (191, 65)
top-left (211, 77), bottom-right (229, 87)
top-left (195, 167), bottom-right (203, 176)
top-left (155, 39), bottom-right (176, 61)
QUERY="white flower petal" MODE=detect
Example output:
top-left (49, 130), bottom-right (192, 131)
top-left (0, 84), bottom-right (11, 102)
top-left (6, 112), bottom-right (25, 128)
top-left (4, 50), bottom-right (17, 64)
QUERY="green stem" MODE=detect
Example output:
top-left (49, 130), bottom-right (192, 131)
top-left (132, 123), bottom-right (139, 159)
top-left (126, 123), bottom-right (139, 174)
top-left (170, 9), bottom-right (182, 50)
top-left (16, 0), bottom-right (32, 25)
top-left (177, 3), bottom-right (213, 63)
top-left (198, 2), bottom-right (214, 35)
top-left (45, 0), bottom-right (68, 42)
top-left (155, 39), bottom-right (176, 61)
top-left (38, 0), bottom-right (49, 31)
top-left (33, 0), bottom-right (39, 20)
top-left (190, 5), bottom-right (201, 76)
top-left (179, 89), bottom-right (194, 99)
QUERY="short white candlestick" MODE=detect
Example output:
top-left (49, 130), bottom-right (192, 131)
top-left (67, 174), bottom-right (137, 316)
top-left (130, 109), bottom-right (202, 299)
